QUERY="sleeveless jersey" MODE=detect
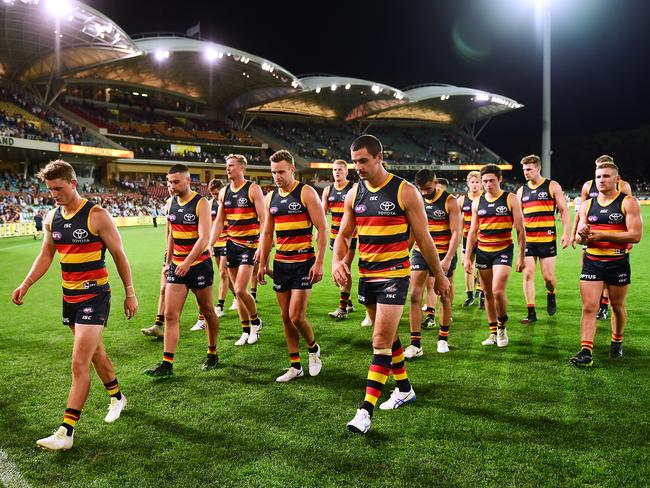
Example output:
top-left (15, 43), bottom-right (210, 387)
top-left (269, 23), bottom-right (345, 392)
top-left (210, 197), bottom-right (228, 248)
top-left (477, 191), bottom-right (514, 252)
top-left (584, 192), bottom-right (630, 261)
top-left (224, 180), bottom-right (260, 248)
top-left (354, 173), bottom-right (410, 279)
top-left (269, 181), bottom-right (314, 263)
top-left (51, 199), bottom-right (109, 304)
top-left (461, 192), bottom-right (479, 239)
top-left (328, 180), bottom-right (353, 240)
top-left (415, 189), bottom-right (452, 255)
top-left (521, 178), bottom-right (556, 244)
top-left (168, 191), bottom-right (210, 266)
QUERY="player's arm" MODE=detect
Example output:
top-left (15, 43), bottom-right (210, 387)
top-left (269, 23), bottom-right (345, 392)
top-left (620, 179), bottom-right (633, 196)
top-left (321, 185), bottom-right (330, 215)
top-left (574, 202), bottom-right (590, 245)
top-left (509, 193), bottom-right (526, 273)
top-left (571, 181), bottom-right (590, 248)
top-left (208, 187), bottom-right (226, 248)
top-left (457, 195), bottom-right (465, 231)
top-left (402, 183), bottom-right (450, 297)
top-left (550, 180), bottom-right (571, 249)
top-left (11, 210), bottom-right (57, 305)
top-left (444, 195), bottom-right (462, 269)
top-left (303, 185), bottom-right (328, 284)
top-left (463, 199), bottom-right (479, 273)
top-left (589, 196), bottom-right (643, 244)
top-left (332, 185), bottom-right (357, 288)
top-left (175, 198), bottom-right (211, 277)
top-left (256, 192), bottom-right (275, 285)
top-left (91, 207), bottom-right (138, 319)
top-left (250, 182), bottom-right (266, 236)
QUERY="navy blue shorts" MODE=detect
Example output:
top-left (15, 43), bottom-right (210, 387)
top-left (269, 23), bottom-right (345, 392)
top-left (358, 277), bottom-right (409, 306)
top-left (62, 289), bottom-right (111, 327)
top-left (226, 241), bottom-right (256, 268)
top-left (525, 241), bottom-right (557, 258)
top-left (476, 245), bottom-right (513, 269)
top-left (581, 255), bottom-right (630, 286)
top-left (167, 259), bottom-right (214, 290)
top-left (411, 250), bottom-right (457, 277)
top-left (273, 258), bottom-right (315, 292)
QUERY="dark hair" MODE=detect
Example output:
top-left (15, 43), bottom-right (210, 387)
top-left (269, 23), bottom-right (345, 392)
top-left (270, 149), bottom-right (295, 165)
top-left (37, 160), bottom-right (76, 182)
top-left (350, 134), bottom-right (383, 157)
top-left (480, 164), bottom-right (501, 179)
top-left (168, 164), bottom-right (190, 174)
top-left (208, 178), bottom-right (223, 190)
top-left (414, 169), bottom-right (436, 187)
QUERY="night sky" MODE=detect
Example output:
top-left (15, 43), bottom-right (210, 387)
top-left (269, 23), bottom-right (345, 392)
top-left (91, 0), bottom-right (650, 182)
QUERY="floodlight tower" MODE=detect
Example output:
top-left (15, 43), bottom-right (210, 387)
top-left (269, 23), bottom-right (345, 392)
top-left (541, 0), bottom-right (551, 179)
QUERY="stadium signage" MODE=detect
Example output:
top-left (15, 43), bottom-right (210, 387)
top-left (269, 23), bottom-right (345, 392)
top-left (0, 136), bottom-right (14, 146)
top-left (59, 144), bottom-right (134, 159)
top-left (0, 136), bottom-right (59, 152)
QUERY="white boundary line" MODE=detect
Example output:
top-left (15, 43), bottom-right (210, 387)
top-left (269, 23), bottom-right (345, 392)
top-left (0, 450), bottom-right (31, 488)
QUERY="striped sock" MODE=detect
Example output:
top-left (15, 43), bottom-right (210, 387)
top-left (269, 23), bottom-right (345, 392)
top-left (581, 340), bottom-right (594, 353)
top-left (391, 338), bottom-right (412, 393)
top-left (207, 344), bottom-right (217, 356)
top-left (289, 352), bottom-right (301, 370)
top-left (163, 351), bottom-right (174, 366)
top-left (438, 325), bottom-right (449, 342)
top-left (497, 315), bottom-right (508, 330)
top-left (218, 299), bottom-right (225, 308)
top-left (425, 306), bottom-right (435, 317)
top-left (410, 331), bottom-right (421, 348)
top-left (155, 314), bottom-right (164, 326)
top-left (489, 322), bottom-right (497, 334)
top-left (339, 291), bottom-right (351, 310)
top-left (361, 353), bottom-right (392, 416)
top-left (307, 341), bottom-right (318, 353)
top-left (241, 320), bottom-right (251, 334)
top-left (198, 313), bottom-right (205, 321)
top-left (611, 333), bottom-right (623, 343)
top-left (348, 299), bottom-right (354, 308)
top-left (61, 408), bottom-right (81, 436)
top-left (250, 314), bottom-right (260, 327)
top-left (103, 378), bottom-right (122, 400)
top-left (527, 305), bottom-right (536, 315)
top-left (251, 288), bottom-right (257, 300)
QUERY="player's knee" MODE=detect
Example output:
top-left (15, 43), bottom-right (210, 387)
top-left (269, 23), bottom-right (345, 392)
top-left (493, 288), bottom-right (506, 301)
top-left (409, 288), bottom-right (422, 304)
top-left (164, 311), bottom-right (180, 324)
top-left (582, 302), bottom-right (599, 315)
top-left (71, 356), bottom-right (90, 377)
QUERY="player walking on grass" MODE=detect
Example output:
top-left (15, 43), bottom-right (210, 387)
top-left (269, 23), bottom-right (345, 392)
top-left (257, 150), bottom-right (326, 382)
top-left (333, 135), bottom-right (450, 435)
top-left (571, 162), bottom-right (642, 367)
top-left (11, 160), bottom-right (138, 451)
top-left (463, 164), bottom-right (525, 348)
top-left (191, 178), bottom-right (235, 331)
top-left (144, 164), bottom-right (220, 377)
top-left (517, 155), bottom-right (571, 324)
top-left (458, 171), bottom-right (483, 308)
top-left (209, 154), bottom-right (265, 346)
top-left (322, 159), bottom-right (356, 320)
top-left (405, 169), bottom-right (460, 358)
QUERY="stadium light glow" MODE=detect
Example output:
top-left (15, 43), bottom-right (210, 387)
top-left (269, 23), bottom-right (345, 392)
top-left (315, 87), bottom-right (321, 93)
top-left (205, 48), bottom-right (221, 62)
top-left (331, 84), bottom-right (337, 91)
top-left (475, 93), bottom-right (490, 101)
top-left (46, 0), bottom-right (74, 18)
top-left (345, 84), bottom-right (351, 90)
top-left (154, 49), bottom-right (170, 61)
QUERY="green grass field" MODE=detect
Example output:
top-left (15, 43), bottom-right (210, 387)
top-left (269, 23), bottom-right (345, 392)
top-left (1, 212), bottom-right (649, 488)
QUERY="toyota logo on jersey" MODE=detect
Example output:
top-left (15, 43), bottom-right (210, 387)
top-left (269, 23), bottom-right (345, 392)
top-left (379, 201), bottom-right (395, 212)
top-left (288, 202), bottom-right (302, 211)
top-left (183, 213), bottom-right (196, 223)
top-left (73, 229), bottom-right (88, 239)
top-left (496, 206), bottom-right (508, 215)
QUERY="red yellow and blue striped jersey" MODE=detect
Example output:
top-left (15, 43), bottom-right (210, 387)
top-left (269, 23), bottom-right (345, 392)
top-left (327, 180), bottom-right (353, 240)
top-left (50, 199), bottom-right (109, 303)
top-left (584, 192), bottom-right (631, 261)
top-left (415, 189), bottom-right (453, 255)
top-left (210, 197), bottom-right (228, 248)
top-left (461, 192), bottom-right (479, 239)
top-left (224, 180), bottom-right (260, 249)
top-left (269, 181), bottom-right (315, 263)
top-left (353, 173), bottom-right (410, 279)
top-left (477, 191), bottom-right (514, 252)
top-left (521, 178), bottom-right (556, 244)
top-left (168, 191), bottom-right (210, 266)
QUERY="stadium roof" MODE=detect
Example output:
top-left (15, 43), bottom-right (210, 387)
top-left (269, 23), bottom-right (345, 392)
top-left (0, 0), bottom-right (523, 126)
top-left (0, 0), bottom-right (138, 81)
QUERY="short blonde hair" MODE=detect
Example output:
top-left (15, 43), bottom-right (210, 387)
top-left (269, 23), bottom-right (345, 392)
top-left (595, 154), bottom-right (614, 165)
top-left (466, 171), bottom-right (480, 182)
top-left (37, 160), bottom-right (76, 182)
top-left (596, 162), bottom-right (619, 174)
top-left (520, 154), bottom-right (541, 167)
top-left (226, 154), bottom-right (248, 167)
top-left (332, 159), bottom-right (348, 168)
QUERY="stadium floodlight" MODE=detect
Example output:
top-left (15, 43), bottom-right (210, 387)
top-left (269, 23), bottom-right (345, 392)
top-left (315, 87), bottom-right (321, 94)
top-left (345, 84), bottom-right (351, 90)
top-left (205, 48), bottom-right (221, 62)
top-left (331, 84), bottom-right (337, 91)
top-left (46, 0), bottom-right (74, 18)
top-left (475, 93), bottom-right (490, 102)
top-left (154, 50), bottom-right (170, 61)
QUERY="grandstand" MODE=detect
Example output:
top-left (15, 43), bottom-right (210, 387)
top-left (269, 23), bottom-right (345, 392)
top-left (0, 0), bottom-right (522, 229)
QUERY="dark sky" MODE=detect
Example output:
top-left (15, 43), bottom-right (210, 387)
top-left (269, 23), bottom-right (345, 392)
top-left (91, 0), bottom-right (650, 171)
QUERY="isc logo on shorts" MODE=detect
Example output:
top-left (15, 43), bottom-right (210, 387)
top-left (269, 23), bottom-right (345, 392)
top-left (386, 293), bottom-right (396, 299)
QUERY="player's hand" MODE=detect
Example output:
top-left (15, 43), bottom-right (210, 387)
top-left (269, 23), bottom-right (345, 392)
top-left (124, 295), bottom-right (138, 319)
top-left (309, 262), bottom-right (324, 284)
top-left (560, 234), bottom-right (570, 249)
top-left (569, 236), bottom-right (577, 249)
top-left (332, 261), bottom-right (351, 288)
top-left (463, 257), bottom-right (473, 274)
top-left (208, 246), bottom-right (214, 257)
top-left (162, 263), bottom-right (170, 277)
top-left (257, 264), bottom-right (267, 285)
top-left (175, 261), bottom-right (190, 277)
top-left (440, 256), bottom-right (451, 274)
top-left (577, 222), bottom-right (590, 239)
top-left (586, 230), bottom-right (604, 242)
top-left (515, 256), bottom-right (525, 273)
top-left (11, 283), bottom-right (29, 305)
top-left (433, 273), bottom-right (451, 299)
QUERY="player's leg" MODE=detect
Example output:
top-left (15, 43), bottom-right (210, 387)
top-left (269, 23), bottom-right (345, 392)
top-left (571, 280), bottom-right (602, 367)
top-left (193, 285), bottom-right (220, 369)
top-left (597, 284), bottom-right (610, 320)
top-left (229, 266), bottom-right (253, 345)
top-left (608, 283), bottom-right (629, 359)
top-left (406, 270), bottom-right (427, 358)
top-left (539, 255), bottom-right (558, 316)
top-left (250, 261), bottom-right (259, 302)
top-left (91, 335), bottom-right (127, 423)
top-left (215, 255), bottom-right (231, 317)
top-left (232, 263), bottom-right (262, 338)
top-left (275, 290), bottom-right (304, 381)
top-left (521, 256), bottom-right (538, 324)
top-left (142, 267), bottom-right (166, 337)
top-left (492, 264), bottom-right (512, 347)
top-left (289, 288), bottom-right (321, 376)
top-left (463, 254), bottom-right (475, 307)
top-left (479, 267), bottom-right (498, 345)
top-left (422, 276), bottom-right (437, 327)
top-left (437, 270), bottom-right (454, 353)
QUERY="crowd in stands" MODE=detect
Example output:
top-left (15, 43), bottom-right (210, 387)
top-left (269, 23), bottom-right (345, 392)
top-left (119, 141), bottom-right (265, 165)
top-left (0, 83), bottom-right (87, 146)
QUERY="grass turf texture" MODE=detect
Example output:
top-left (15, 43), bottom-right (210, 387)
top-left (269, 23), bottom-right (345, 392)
top-left (0, 214), bottom-right (649, 488)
